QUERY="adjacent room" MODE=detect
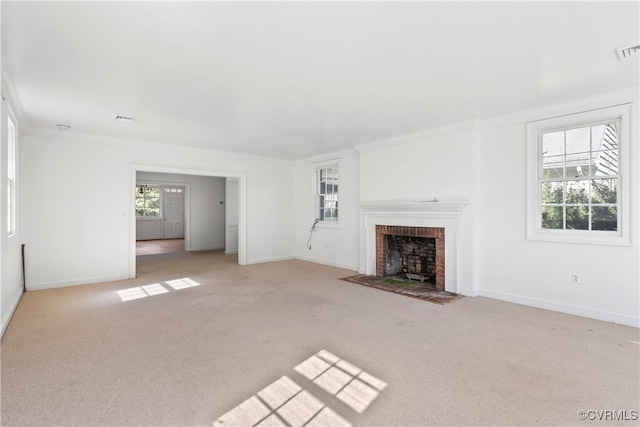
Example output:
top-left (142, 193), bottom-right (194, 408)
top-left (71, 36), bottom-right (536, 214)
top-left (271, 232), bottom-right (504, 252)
top-left (1, 1), bottom-right (638, 426)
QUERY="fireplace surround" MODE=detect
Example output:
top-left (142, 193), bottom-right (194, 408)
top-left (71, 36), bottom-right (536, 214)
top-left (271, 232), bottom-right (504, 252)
top-left (360, 199), bottom-right (468, 293)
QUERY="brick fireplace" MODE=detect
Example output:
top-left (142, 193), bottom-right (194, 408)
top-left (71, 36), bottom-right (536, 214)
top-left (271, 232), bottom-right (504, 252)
top-left (376, 225), bottom-right (445, 291)
top-left (360, 199), bottom-right (468, 294)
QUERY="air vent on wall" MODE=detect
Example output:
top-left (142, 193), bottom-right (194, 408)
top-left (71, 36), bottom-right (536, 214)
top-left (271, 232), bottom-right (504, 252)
top-left (616, 45), bottom-right (640, 60)
top-left (113, 114), bottom-right (140, 123)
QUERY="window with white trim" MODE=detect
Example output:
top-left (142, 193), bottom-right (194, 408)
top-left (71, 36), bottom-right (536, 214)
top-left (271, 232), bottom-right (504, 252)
top-left (135, 184), bottom-right (160, 217)
top-left (315, 162), bottom-right (339, 223)
top-left (526, 104), bottom-right (631, 245)
top-left (7, 115), bottom-right (17, 237)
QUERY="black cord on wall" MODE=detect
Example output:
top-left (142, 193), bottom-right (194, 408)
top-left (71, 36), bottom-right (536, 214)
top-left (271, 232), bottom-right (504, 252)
top-left (21, 244), bottom-right (26, 292)
top-left (306, 218), bottom-right (320, 250)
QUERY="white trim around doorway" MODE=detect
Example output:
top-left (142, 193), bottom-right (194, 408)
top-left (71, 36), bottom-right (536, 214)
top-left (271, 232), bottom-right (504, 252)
top-left (129, 165), bottom-right (247, 279)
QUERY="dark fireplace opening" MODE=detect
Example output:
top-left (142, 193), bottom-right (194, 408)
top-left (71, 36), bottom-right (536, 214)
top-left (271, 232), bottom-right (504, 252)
top-left (376, 225), bottom-right (445, 291)
top-left (384, 235), bottom-right (436, 282)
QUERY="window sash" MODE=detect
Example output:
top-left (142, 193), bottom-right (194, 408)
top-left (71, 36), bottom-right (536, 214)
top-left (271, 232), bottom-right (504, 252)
top-left (136, 185), bottom-right (161, 218)
top-left (7, 116), bottom-right (16, 236)
top-left (315, 163), bottom-right (339, 224)
top-left (526, 103), bottom-right (631, 245)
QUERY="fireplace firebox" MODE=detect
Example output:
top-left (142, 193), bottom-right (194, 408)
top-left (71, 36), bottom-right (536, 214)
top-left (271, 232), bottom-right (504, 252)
top-left (376, 225), bottom-right (445, 291)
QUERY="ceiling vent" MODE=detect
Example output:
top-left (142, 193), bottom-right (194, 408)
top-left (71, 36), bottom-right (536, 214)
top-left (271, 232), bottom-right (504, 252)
top-left (616, 45), bottom-right (640, 60)
top-left (113, 114), bottom-right (140, 123)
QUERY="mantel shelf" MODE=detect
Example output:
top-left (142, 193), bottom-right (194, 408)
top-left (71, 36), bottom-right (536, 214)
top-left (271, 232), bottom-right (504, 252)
top-left (360, 199), bottom-right (469, 214)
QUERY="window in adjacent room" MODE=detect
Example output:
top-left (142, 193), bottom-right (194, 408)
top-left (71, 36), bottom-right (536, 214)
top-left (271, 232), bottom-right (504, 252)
top-left (315, 161), bottom-right (339, 224)
top-left (7, 115), bottom-right (16, 237)
top-left (526, 104), bottom-right (631, 245)
top-left (135, 184), bottom-right (160, 217)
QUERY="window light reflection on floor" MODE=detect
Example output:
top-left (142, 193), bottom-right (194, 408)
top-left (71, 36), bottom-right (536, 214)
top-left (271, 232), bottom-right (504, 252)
top-left (213, 350), bottom-right (387, 426)
top-left (117, 278), bottom-right (201, 302)
top-left (166, 277), bottom-right (200, 290)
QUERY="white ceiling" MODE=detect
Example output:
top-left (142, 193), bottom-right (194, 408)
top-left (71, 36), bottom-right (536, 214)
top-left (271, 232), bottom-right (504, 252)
top-left (2, 1), bottom-right (638, 160)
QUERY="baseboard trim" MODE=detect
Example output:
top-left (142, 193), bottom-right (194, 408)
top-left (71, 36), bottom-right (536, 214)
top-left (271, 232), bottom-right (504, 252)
top-left (477, 289), bottom-right (639, 328)
top-left (245, 255), bottom-right (296, 265)
top-left (27, 274), bottom-right (131, 292)
top-left (457, 287), bottom-right (478, 297)
top-left (1, 290), bottom-right (23, 338)
top-left (224, 250), bottom-right (238, 255)
top-left (294, 255), bottom-right (359, 273)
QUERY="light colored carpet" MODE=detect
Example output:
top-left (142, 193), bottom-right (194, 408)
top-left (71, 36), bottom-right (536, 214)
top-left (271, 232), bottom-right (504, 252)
top-left (1, 250), bottom-right (638, 426)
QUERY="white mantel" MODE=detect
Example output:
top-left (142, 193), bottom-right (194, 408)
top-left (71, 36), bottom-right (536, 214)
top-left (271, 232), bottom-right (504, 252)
top-left (360, 199), bottom-right (468, 215)
top-left (360, 199), bottom-right (469, 293)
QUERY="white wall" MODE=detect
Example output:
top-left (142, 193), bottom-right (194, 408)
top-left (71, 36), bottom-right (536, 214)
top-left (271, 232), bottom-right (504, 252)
top-left (1, 89), bottom-right (24, 336)
top-left (293, 151), bottom-right (360, 271)
top-left (475, 91), bottom-right (639, 326)
top-left (358, 126), bottom-right (477, 294)
top-left (19, 132), bottom-right (294, 290)
top-left (136, 172), bottom-right (226, 250)
top-left (356, 90), bottom-right (639, 326)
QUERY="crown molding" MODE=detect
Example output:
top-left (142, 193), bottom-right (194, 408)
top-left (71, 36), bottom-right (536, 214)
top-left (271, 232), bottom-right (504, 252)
top-left (477, 87), bottom-right (640, 130)
top-left (294, 147), bottom-right (359, 166)
top-left (23, 127), bottom-right (294, 167)
top-left (0, 62), bottom-right (30, 127)
top-left (354, 119), bottom-right (479, 154)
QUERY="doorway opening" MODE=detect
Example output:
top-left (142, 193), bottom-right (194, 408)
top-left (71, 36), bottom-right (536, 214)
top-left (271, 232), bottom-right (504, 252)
top-left (130, 166), bottom-right (245, 279)
top-left (136, 239), bottom-right (185, 256)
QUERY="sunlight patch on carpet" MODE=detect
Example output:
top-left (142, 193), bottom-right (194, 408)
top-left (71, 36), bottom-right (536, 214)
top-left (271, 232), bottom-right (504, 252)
top-left (213, 349), bottom-right (387, 426)
top-left (117, 278), bottom-right (201, 302)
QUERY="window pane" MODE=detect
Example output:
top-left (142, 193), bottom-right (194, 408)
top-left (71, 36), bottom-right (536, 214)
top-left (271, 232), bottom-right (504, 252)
top-left (147, 199), bottom-right (160, 210)
top-left (591, 179), bottom-right (617, 204)
top-left (320, 182), bottom-right (326, 194)
top-left (566, 206), bottom-right (588, 230)
top-left (565, 180), bottom-right (589, 204)
top-left (592, 206), bottom-right (617, 231)
top-left (541, 206), bottom-right (563, 229)
top-left (593, 122), bottom-right (617, 151)
top-left (542, 131), bottom-right (564, 156)
top-left (565, 153), bottom-right (590, 178)
top-left (593, 150), bottom-right (618, 176)
top-left (542, 156), bottom-right (564, 179)
top-left (541, 182), bottom-right (563, 204)
top-left (565, 127), bottom-right (590, 154)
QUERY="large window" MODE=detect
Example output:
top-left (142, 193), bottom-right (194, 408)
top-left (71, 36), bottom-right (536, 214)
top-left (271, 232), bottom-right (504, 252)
top-left (135, 184), bottom-right (160, 217)
top-left (527, 104), bottom-right (631, 245)
top-left (315, 162), bottom-right (339, 223)
top-left (7, 115), bottom-right (16, 237)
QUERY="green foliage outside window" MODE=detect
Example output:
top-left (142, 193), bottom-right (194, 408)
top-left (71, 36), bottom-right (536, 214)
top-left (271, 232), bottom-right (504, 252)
top-left (136, 185), bottom-right (160, 217)
top-left (541, 179), bottom-right (617, 231)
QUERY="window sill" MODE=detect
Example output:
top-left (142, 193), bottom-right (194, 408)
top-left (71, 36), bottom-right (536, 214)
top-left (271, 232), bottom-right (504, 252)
top-left (315, 221), bottom-right (341, 230)
top-left (527, 229), bottom-right (630, 246)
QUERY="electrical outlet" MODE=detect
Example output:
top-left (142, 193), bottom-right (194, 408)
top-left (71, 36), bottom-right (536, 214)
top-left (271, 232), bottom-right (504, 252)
top-left (571, 274), bottom-right (581, 284)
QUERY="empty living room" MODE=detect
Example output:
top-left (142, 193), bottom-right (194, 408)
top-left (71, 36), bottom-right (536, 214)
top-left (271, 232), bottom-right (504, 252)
top-left (1, 1), bottom-right (638, 426)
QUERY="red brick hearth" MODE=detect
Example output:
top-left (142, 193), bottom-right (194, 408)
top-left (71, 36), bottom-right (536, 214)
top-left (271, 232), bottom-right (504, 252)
top-left (376, 225), bottom-right (445, 291)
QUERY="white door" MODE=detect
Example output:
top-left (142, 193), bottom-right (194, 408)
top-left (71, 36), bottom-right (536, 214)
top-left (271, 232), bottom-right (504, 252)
top-left (163, 187), bottom-right (185, 239)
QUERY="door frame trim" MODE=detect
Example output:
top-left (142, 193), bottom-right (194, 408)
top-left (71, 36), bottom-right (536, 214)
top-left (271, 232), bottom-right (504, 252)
top-left (129, 165), bottom-right (247, 279)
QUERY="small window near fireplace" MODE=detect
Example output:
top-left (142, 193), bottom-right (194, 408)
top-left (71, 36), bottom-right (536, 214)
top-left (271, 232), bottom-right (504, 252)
top-left (314, 160), bottom-right (339, 224)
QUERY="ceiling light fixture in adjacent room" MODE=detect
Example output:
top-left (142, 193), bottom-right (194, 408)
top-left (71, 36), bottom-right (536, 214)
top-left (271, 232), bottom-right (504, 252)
top-left (56, 124), bottom-right (71, 131)
top-left (616, 44), bottom-right (640, 60)
top-left (113, 114), bottom-right (141, 123)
